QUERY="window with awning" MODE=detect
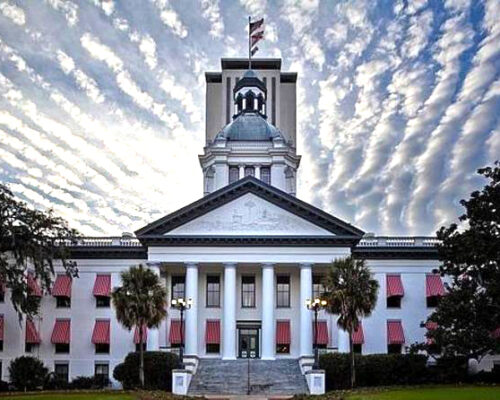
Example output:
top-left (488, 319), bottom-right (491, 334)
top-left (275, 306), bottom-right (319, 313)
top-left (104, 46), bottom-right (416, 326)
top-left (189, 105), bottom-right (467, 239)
top-left (169, 320), bottom-right (183, 346)
top-left (93, 275), bottom-right (111, 308)
top-left (25, 318), bottom-right (41, 353)
top-left (386, 275), bottom-right (404, 308)
top-left (205, 320), bottom-right (220, 354)
top-left (352, 323), bottom-right (364, 354)
top-left (387, 320), bottom-right (404, 354)
top-left (92, 320), bottom-right (110, 354)
top-left (426, 275), bottom-right (445, 307)
top-left (52, 275), bottom-right (72, 308)
top-left (134, 325), bottom-right (148, 344)
top-left (27, 273), bottom-right (42, 297)
top-left (313, 320), bottom-right (329, 347)
top-left (52, 319), bottom-right (70, 353)
top-left (276, 320), bottom-right (291, 354)
top-left (0, 315), bottom-right (4, 351)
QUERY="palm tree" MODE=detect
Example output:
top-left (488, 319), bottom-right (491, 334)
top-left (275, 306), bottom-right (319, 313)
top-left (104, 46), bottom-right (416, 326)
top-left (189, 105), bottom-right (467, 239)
top-left (323, 257), bottom-right (379, 388)
top-left (112, 264), bottom-right (167, 387)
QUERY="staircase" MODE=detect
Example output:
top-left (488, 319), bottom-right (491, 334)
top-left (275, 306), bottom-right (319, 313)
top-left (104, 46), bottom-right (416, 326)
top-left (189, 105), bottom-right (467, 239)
top-left (188, 359), bottom-right (309, 396)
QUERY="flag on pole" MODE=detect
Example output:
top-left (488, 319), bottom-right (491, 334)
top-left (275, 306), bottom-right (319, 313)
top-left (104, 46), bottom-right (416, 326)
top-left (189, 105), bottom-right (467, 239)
top-left (249, 18), bottom-right (264, 58)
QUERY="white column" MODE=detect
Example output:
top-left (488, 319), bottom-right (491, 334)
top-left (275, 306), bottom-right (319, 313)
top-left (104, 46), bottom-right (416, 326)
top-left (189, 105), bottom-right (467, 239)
top-left (300, 263), bottom-right (313, 357)
top-left (338, 329), bottom-right (350, 353)
top-left (239, 164), bottom-right (245, 179)
top-left (147, 263), bottom-right (161, 350)
top-left (223, 263), bottom-right (237, 359)
top-left (261, 263), bottom-right (275, 360)
top-left (255, 164), bottom-right (261, 180)
top-left (185, 263), bottom-right (198, 356)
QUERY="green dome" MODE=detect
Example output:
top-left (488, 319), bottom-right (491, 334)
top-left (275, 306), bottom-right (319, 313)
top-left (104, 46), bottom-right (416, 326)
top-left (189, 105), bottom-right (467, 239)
top-left (217, 113), bottom-right (282, 141)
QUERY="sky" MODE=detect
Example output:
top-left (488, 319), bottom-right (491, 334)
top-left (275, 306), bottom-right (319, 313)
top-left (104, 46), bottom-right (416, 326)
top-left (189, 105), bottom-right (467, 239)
top-left (0, 0), bottom-right (498, 237)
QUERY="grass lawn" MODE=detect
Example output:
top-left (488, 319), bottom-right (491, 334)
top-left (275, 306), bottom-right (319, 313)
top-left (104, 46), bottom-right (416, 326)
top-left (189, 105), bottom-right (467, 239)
top-left (0, 393), bottom-right (136, 400)
top-left (347, 385), bottom-right (500, 400)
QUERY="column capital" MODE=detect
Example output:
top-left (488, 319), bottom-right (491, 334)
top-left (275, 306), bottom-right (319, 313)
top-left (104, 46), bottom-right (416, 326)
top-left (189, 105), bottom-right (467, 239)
top-left (223, 262), bottom-right (237, 268)
top-left (261, 262), bottom-right (275, 268)
top-left (300, 262), bottom-right (313, 268)
top-left (185, 262), bottom-right (198, 268)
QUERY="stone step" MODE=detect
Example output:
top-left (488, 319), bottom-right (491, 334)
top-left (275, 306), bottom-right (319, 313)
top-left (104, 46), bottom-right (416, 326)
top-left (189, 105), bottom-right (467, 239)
top-left (188, 359), bottom-right (309, 396)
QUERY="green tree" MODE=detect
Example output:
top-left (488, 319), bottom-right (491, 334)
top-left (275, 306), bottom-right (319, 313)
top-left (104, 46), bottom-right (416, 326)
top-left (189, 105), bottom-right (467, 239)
top-left (423, 161), bottom-right (500, 362)
top-left (0, 184), bottom-right (78, 318)
top-left (112, 264), bottom-right (167, 388)
top-left (8, 356), bottom-right (48, 391)
top-left (323, 257), bottom-right (379, 388)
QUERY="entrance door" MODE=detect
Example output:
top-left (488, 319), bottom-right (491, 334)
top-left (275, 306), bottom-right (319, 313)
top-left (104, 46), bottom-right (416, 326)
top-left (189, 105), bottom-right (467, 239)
top-left (239, 328), bottom-right (259, 358)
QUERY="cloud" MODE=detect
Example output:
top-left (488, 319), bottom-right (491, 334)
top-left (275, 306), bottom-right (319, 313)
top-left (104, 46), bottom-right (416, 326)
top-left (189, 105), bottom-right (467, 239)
top-left (0, 2), bottom-right (25, 25)
top-left (151, 0), bottom-right (188, 38)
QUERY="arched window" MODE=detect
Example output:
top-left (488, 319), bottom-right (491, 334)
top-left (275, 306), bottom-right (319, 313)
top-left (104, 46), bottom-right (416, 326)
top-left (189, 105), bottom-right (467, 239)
top-left (245, 166), bottom-right (255, 177)
top-left (229, 167), bottom-right (239, 184)
top-left (260, 167), bottom-right (271, 185)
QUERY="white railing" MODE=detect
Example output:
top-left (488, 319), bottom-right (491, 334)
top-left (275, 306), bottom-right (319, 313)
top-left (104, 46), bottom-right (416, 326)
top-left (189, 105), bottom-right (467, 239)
top-left (358, 236), bottom-right (440, 247)
top-left (67, 237), bottom-right (142, 247)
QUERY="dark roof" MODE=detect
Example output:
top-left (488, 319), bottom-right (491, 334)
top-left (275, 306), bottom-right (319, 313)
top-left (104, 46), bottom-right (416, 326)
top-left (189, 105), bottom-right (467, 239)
top-left (221, 58), bottom-right (281, 70)
top-left (135, 176), bottom-right (364, 246)
top-left (233, 69), bottom-right (267, 93)
top-left (353, 246), bottom-right (439, 260)
top-left (205, 72), bottom-right (222, 83)
top-left (217, 112), bottom-right (282, 141)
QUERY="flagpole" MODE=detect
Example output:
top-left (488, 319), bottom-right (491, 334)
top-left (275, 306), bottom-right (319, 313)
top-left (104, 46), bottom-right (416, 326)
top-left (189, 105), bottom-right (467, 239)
top-left (248, 16), bottom-right (252, 70)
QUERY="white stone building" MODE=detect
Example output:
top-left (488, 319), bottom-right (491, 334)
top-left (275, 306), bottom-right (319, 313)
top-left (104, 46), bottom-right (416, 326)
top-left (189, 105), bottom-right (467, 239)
top-left (0, 58), bottom-right (462, 388)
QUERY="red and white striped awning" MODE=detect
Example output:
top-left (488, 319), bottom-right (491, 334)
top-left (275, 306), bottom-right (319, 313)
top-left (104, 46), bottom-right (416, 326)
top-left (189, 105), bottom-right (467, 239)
top-left (26, 319), bottom-right (41, 344)
top-left (352, 323), bottom-right (364, 345)
top-left (134, 325), bottom-right (148, 344)
top-left (27, 273), bottom-right (42, 297)
top-left (92, 320), bottom-right (110, 344)
top-left (52, 275), bottom-right (72, 297)
top-left (425, 321), bottom-right (438, 345)
top-left (0, 315), bottom-right (4, 341)
top-left (386, 274), bottom-right (404, 297)
top-left (426, 275), bottom-right (445, 297)
top-left (313, 320), bottom-right (329, 345)
top-left (169, 320), bottom-right (183, 345)
top-left (387, 320), bottom-right (405, 345)
top-left (93, 275), bottom-right (111, 297)
top-left (51, 319), bottom-right (70, 344)
top-left (205, 320), bottom-right (220, 344)
top-left (276, 320), bottom-right (291, 345)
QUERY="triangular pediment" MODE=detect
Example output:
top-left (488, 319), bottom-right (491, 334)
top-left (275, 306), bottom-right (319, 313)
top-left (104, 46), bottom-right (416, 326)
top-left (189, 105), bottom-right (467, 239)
top-left (167, 193), bottom-right (333, 236)
top-left (135, 177), bottom-right (364, 243)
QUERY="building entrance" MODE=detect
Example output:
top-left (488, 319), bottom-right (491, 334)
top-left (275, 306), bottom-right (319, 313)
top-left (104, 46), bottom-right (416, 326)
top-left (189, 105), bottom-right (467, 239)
top-left (238, 328), bottom-right (259, 358)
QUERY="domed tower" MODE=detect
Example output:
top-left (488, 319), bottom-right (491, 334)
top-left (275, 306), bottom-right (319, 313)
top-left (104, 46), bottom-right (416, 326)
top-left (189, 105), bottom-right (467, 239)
top-left (200, 59), bottom-right (301, 196)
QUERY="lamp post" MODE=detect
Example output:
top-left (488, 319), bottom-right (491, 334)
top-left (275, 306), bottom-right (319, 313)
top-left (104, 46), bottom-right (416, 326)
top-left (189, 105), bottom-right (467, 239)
top-left (171, 297), bottom-right (193, 368)
top-left (306, 298), bottom-right (327, 370)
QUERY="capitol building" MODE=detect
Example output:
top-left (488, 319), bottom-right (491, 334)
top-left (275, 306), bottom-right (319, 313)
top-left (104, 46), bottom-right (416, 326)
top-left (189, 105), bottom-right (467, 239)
top-left (1, 58), bottom-right (458, 392)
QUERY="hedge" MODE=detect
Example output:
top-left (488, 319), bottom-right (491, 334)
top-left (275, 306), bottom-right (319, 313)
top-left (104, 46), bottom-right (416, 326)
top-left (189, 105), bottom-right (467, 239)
top-left (113, 351), bottom-right (179, 390)
top-left (319, 353), bottom-right (429, 390)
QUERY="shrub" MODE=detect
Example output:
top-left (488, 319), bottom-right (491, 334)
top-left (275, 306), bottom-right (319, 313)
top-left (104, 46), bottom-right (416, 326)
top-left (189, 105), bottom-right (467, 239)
top-left (113, 351), bottom-right (179, 390)
top-left (70, 376), bottom-right (95, 389)
top-left (0, 380), bottom-right (9, 392)
top-left (428, 356), bottom-right (468, 383)
top-left (8, 356), bottom-right (48, 391)
top-left (320, 353), bottom-right (429, 390)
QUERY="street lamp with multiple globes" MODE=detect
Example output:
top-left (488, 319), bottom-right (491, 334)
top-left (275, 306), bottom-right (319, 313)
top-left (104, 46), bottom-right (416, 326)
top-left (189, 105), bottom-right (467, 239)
top-left (306, 298), bottom-right (328, 370)
top-left (171, 297), bottom-right (193, 368)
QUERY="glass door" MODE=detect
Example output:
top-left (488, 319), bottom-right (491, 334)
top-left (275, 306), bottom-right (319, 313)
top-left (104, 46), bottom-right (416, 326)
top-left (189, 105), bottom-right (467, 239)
top-left (238, 328), bottom-right (259, 358)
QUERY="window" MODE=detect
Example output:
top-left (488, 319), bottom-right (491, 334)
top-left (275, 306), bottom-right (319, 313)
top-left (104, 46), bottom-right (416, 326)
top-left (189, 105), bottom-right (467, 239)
top-left (312, 275), bottom-right (325, 300)
top-left (260, 167), bottom-right (271, 185)
top-left (55, 343), bottom-right (70, 354)
top-left (388, 344), bottom-right (402, 354)
top-left (96, 296), bottom-right (110, 308)
top-left (95, 343), bottom-right (110, 354)
top-left (229, 167), bottom-right (239, 184)
top-left (171, 276), bottom-right (185, 300)
top-left (206, 275), bottom-right (220, 308)
top-left (244, 166), bottom-right (255, 177)
top-left (241, 276), bottom-right (255, 308)
top-left (387, 296), bottom-right (402, 308)
top-left (56, 297), bottom-right (71, 308)
top-left (136, 342), bottom-right (147, 352)
top-left (353, 344), bottom-right (362, 354)
top-left (94, 363), bottom-right (109, 386)
top-left (276, 344), bottom-right (290, 354)
top-left (0, 289), bottom-right (4, 303)
top-left (276, 276), bottom-right (290, 308)
top-left (427, 296), bottom-right (440, 308)
top-left (0, 340), bottom-right (3, 352)
top-left (55, 363), bottom-right (69, 383)
top-left (206, 343), bottom-right (220, 354)
top-left (25, 343), bottom-right (37, 353)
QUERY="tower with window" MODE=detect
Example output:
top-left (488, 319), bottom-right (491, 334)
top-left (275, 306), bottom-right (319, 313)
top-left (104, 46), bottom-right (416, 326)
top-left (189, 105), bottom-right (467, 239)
top-left (199, 59), bottom-right (300, 196)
